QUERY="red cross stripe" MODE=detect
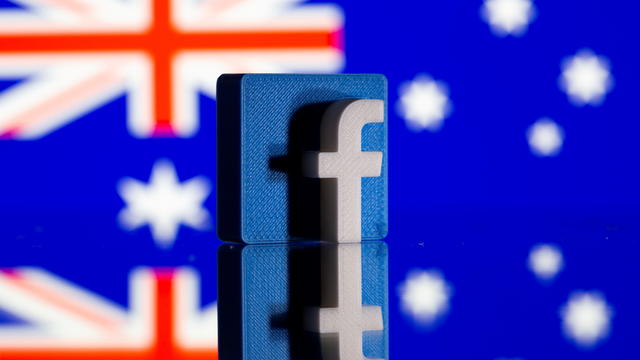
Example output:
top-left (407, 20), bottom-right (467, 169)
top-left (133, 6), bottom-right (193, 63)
top-left (0, 0), bottom-right (343, 139)
top-left (0, 268), bottom-right (219, 360)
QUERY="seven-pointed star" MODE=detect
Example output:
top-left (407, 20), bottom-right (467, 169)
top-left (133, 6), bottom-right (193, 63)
top-left (560, 50), bottom-right (613, 106)
top-left (482, 0), bottom-right (536, 36)
top-left (117, 159), bottom-right (211, 248)
top-left (561, 291), bottom-right (613, 348)
top-left (528, 244), bottom-right (564, 281)
top-left (398, 269), bottom-right (451, 326)
top-left (397, 75), bottom-right (451, 132)
top-left (527, 118), bottom-right (564, 157)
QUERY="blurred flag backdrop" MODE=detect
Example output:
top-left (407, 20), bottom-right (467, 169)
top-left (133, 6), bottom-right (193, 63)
top-left (1, 0), bottom-right (639, 359)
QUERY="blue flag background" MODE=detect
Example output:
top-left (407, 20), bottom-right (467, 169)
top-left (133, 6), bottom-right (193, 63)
top-left (1, 0), bottom-right (639, 359)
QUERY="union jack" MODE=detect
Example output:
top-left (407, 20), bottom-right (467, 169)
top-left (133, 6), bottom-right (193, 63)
top-left (0, 0), bottom-right (344, 139)
top-left (0, 267), bottom-right (218, 359)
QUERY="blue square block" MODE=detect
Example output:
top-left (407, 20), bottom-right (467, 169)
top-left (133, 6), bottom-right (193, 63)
top-left (217, 74), bottom-right (388, 243)
top-left (217, 241), bottom-right (388, 360)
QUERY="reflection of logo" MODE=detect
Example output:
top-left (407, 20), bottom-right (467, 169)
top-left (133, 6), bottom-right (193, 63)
top-left (0, 268), bottom-right (217, 359)
top-left (305, 244), bottom-right (384, 360)
top-left (0, 0), bottom-right (343, 139)
top-left (218, 242), bottom-right (388, 360)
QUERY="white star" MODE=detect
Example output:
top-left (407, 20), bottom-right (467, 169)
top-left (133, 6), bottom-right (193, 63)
top-left (481, 0), bottom-right (536, 37)
top-left (561, 291), bottom-right (613, 348)
top-left (397, 74), bottom-right (452, 132)
top-left (528, 244), bottom-right (563, 282)
top-left (398, 269), bottom-right (452, 327)
top-left (560, 50), bottom-right (613, 106)
top-left (527, 118), bottom-right (564, 157)
top-left (117, 159), bottom-right (211, 248)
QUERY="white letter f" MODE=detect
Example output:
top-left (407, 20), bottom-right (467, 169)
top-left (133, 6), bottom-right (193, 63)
top-left (304, 99), bottom-right (384, 243)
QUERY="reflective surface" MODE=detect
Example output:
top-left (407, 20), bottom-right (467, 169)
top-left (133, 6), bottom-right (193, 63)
top-left (0, 216), bottom-right (219, 359)
top-left (2, 214), bottom-right (640, 358)
top-left (218, 242), bottom-right (388, 360)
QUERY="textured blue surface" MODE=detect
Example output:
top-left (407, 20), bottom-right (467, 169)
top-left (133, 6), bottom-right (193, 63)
top-left (218, 241), bottom-right (388, 360)
top-left (217, 74), bottom-right (387, 243)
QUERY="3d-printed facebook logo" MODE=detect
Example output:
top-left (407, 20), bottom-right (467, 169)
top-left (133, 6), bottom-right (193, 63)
top-left (217, 74), bottom-right (387, 243)
top-left (216, 74), bottom-right (388, 360)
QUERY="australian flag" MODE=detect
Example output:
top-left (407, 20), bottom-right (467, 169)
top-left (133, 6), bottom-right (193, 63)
top-left (0, 0), bottom-right (638, 359)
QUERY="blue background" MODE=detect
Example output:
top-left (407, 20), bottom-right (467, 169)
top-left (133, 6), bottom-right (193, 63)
top-left (1, 0), bottom-right (639, 359)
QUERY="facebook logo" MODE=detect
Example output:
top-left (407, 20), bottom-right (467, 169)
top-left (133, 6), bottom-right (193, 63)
top-left (216, 74), bottom-right (388, 244)
top-left (216, 74), bottom-right (389, 360)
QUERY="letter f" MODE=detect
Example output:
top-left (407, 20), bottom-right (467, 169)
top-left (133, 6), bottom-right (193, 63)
top-left (304, 99), bottom-right (384, 243)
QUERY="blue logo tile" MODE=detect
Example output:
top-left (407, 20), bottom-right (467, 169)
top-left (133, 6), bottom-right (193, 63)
top-left (217, 74), bottom-right (387, 243)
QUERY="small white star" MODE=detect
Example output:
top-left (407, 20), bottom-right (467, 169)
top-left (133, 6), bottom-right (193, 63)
top-left (528, 244), bottom-right (563, 282)
top-left (398, 269), bottom-right (452, 327)
top-left (560, 50), bottom-right (613, 106)
top-left (527, 118), bottom-right (564, 157)
top-left (397, 74), bottom-right (452, 132)
top-left (561, 291), bottom-right (613, 348)
top-left (481, 0), bottom-right (536, 37)
top-left (117, 159), bottom-right (211, 248)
